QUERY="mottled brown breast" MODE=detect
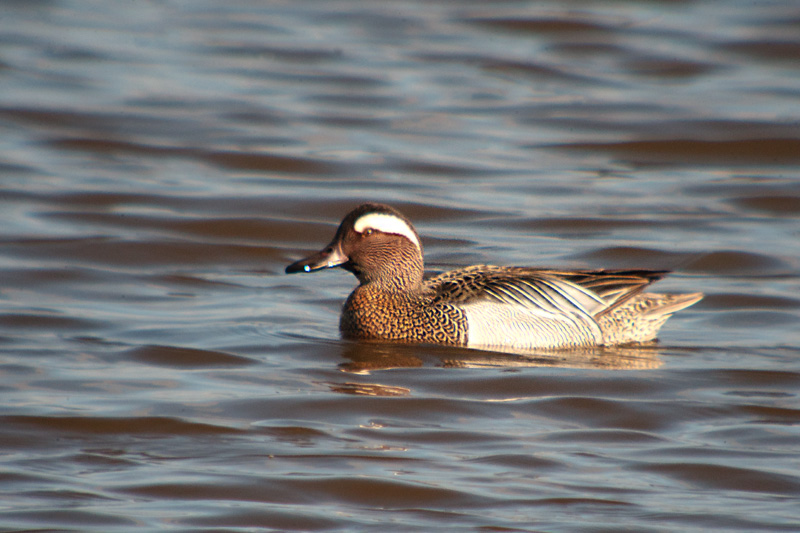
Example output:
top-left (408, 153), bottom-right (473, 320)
top-left (340, 284), bottom-right (467, 345)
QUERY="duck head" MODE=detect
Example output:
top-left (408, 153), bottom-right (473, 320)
top-left (285, 203), bottom-right (424, 289)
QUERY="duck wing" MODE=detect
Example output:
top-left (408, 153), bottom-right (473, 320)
top-left (427, 266), bottom-right (664, 316)
top-left (535, 268), bottom-right (669, 316)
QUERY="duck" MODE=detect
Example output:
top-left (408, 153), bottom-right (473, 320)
top-left (285, 203), bottom-right (702, 350)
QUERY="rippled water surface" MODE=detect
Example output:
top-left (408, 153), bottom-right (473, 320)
top-left (1, 1), bottom-right (800, 531)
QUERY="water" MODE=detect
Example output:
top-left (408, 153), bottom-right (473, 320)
top-left (1, 0), bottom-right (799, 531)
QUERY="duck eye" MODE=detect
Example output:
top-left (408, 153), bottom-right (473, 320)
top-left (362, 228), bottom-right (374, 237)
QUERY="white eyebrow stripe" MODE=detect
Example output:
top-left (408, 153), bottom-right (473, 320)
top-left (353, 213), bottom-right (421, 248)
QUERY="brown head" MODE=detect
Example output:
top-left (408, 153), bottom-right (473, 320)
top-left (285, 203), bottom-right (424, 290)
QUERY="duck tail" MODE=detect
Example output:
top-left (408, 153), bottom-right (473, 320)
top-left (598, 292), bottom-right (703, 345)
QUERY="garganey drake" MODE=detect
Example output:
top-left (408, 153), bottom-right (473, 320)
top-left (286, 203), bottom-right (702, 350)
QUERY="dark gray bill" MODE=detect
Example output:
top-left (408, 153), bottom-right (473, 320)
top-left (285, 242), bottom-right (348, 274)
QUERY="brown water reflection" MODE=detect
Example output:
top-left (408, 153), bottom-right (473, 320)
top-left (1, 0), bottom-right (800, 531)
top-left (336, 341), bottom-right (664, 373)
